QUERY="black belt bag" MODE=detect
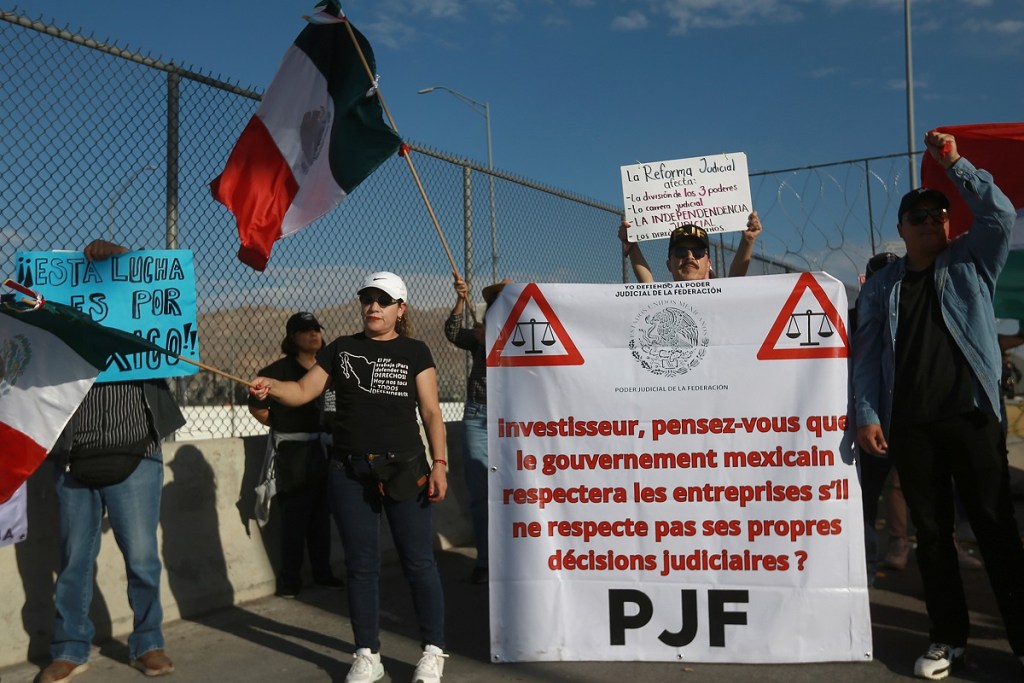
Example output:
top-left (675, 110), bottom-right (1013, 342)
top-left (68, 436), bottom-right (152, 488)
top-left (341, 450), bottom-right (429, 501)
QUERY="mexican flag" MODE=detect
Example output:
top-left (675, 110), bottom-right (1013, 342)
top-left (920, 123), bottom-right (1024, 319)
top-left (0, 291), bottom-right (169, 503)
top-left (210, 3), bottom-right (402, 271)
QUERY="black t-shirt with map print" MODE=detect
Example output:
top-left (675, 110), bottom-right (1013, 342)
top-left (316, 332), bottom-right (436, 454)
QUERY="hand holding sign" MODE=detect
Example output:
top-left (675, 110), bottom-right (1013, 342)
top-left (621, 152), bottom-right (753, 243)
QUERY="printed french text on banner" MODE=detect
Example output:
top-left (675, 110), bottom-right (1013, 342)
top-left (622, 153), bottom-right (752, 242)
top-left (14, 250), bottom-right (198, 382)
top-left (486, 275), bottom-right (869, 663)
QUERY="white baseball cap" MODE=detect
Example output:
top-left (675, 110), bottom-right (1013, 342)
top-left (358, 271), bottom-right (408, 303)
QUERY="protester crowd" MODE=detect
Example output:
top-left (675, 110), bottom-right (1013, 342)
top-left (26, 130), bottom-right (1024, 683)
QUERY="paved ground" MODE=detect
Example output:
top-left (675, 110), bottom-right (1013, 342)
top-left (6, 440), bottom-right (1024, 683)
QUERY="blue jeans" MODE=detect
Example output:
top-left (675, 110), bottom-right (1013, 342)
top-left (328, 461), bottom-right (445, 651)
top-left (462, 401), bottom-right (489, 568)
top-left (52, 456), bottom-right (165, 664)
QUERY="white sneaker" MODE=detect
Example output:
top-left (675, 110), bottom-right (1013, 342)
top-left (412, 644), bottom-right (448, 683)
top-left (914, 643), bottom-right (965, 680)
top-left (346, 648), bottom-right (384, 683)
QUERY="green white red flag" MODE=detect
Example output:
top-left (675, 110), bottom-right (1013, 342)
top-left (210, 3), bottom-right (402, 271)
top-left (0, 285), bottom-right (168, 503)
top-left (920, 123), bottom-right (1024, 319)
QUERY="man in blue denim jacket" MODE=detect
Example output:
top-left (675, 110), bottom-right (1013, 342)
top-left (853, 131), bottom-right (1024, 680)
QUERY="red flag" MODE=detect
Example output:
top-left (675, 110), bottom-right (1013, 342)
top-left (920, 123), bottom-right (1024, 239)
top-left (921, 123), bottom-right (1024, 318)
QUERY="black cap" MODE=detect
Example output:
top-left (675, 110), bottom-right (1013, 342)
top-left (286, 311), bottom-right (323, 334)
top-left (897, 187), bottom-right (949, 220)
top-left (668, 224), bottom-right (710, 256)
top-left (865, 252), bottom-right (898, 281)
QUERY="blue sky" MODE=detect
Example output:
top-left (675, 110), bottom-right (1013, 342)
top-left (6, 0), bottom-right (1022, 208)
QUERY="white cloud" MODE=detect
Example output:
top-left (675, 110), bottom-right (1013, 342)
top-left (410, 0), bottom-right (464, 19)
top-left (660, 0), bottom-right (801, 34)
top-left (362, 15), bottom-right (420, 50)
top-left (808, 66), bottom-right (840, 79)
top-left (971, 19), bottom-right (1024, 35)
top-left (611, 10), bottom-right (649, 31)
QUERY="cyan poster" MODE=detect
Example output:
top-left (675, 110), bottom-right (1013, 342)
top-left (14, 250), bottom-right (200, 382)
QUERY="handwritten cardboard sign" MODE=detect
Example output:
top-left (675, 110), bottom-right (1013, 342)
top-left (621, 152), bottom-right (752, 242)
top-left (14, 250), bottom-right (200, 382)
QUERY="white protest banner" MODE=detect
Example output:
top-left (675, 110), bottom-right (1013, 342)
top-left (486, 274), bottom-right (870, 663)
top-left (0, 483), bottom-right (27, 547)
top-left (13, 250), bottom-right (199, 381)
top-left (621, 153), bottom-right (752, 242)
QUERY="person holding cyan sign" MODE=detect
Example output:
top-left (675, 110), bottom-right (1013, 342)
top-left (40, 239), bottom-right (183, 683)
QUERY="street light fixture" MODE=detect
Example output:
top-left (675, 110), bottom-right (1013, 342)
top-left (106, 164), bottom-right (157, 241)
top-left (418, 85), bottom-right (498, 284)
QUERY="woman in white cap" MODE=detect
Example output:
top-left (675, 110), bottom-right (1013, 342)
top-left (251, 272), bottom-right (448, 683)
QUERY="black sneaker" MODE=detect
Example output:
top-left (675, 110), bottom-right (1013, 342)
top-left (914, 643), bottom-right (965, 680)
top-left (314, 576), bottom-right (345, 590)
top-left (276, 582), bottom-right (301, 599)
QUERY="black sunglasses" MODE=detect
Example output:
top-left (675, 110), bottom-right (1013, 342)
top-left (359, 291), bottom-right (401, 307)
top-left (903, 207), bottom-right (949, 225)
top-left (671, 246), bottom-right (708, 260)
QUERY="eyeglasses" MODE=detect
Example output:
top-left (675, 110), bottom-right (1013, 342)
top-left (359, 292), bottom-right (401, 307)
top-left (903, 208), bottom-right (949, 225)
top-left (671, 246), bottom-right (708, 260)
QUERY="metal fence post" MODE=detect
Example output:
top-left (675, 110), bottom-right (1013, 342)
top-left (463, 164), bottom-right (474, 382)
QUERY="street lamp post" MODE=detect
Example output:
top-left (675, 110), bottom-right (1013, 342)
top-left (904, 0), bottom-right (917, 189)
top-left (418, 85), bottom-right (498, 284)
top-left (106, 165), bottom-right (157, 241)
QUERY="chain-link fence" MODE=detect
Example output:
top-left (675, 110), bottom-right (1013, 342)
top-left (1, 10), bottom-right (918, 437)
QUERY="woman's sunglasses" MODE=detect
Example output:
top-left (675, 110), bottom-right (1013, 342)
top-left (359, 292), bottom-right (401, 307)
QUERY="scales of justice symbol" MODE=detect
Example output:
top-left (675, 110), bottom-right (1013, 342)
top-left (786, 308), bottom-right (834, 346)
top-left (511, 318), bottom-right (555, 354)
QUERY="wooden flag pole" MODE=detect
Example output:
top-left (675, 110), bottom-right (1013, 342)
top-left (174, 355), bottom-right (257, 388)
top-left (3, 279), bottom-right (259, 388)
top-left (336, 13), bottom-right (480, 325)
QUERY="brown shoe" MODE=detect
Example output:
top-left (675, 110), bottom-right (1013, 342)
top-left (39, 660), bottom-right (89, 683)
top-left (130, 649), bottom-right (174, 677)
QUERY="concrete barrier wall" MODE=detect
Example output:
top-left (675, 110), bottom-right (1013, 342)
top-left (0, 426), bottom-right (472, 668)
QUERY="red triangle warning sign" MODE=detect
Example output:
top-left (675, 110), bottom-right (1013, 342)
top-left (757, 272), bottom-right (849, 360)
top-left (486, 283), bottom-right (584, 367)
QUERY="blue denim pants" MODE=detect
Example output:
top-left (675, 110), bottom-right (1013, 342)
top-left (462, 401), bottom-right (489, 568)
top-left (328, 462), bottom-right (445, 651)
top-left (52, 456), bottom-right (165, 664)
